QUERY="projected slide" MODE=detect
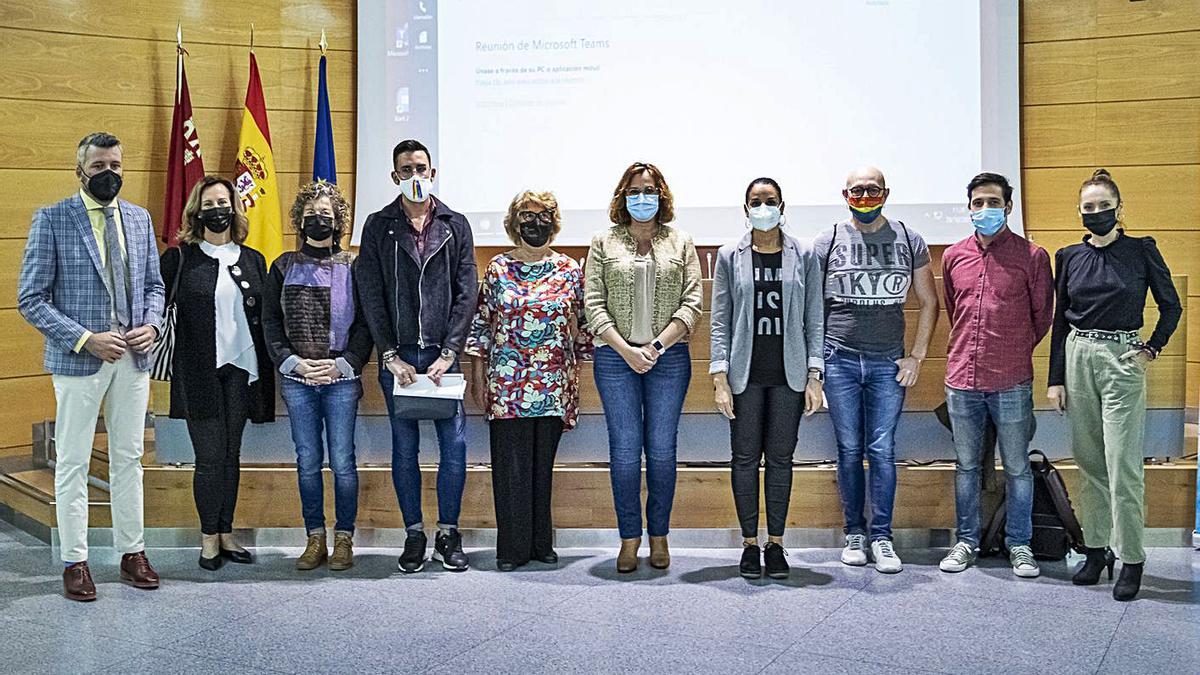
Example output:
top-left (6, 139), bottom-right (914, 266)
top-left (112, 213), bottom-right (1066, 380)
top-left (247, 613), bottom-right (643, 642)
top-left (356, 1), bottom-right (1020, 245)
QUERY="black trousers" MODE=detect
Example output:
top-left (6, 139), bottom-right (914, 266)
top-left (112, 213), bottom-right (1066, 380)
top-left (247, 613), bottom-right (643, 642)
top-left (489, 416), bottom-right (564, 564)
top-left (185, 364), bottom-right (250, 535)
top-left (730, 383), bottom-right (804, 538)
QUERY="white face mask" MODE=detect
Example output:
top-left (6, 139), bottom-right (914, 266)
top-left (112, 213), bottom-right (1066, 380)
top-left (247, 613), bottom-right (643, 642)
top-left (398, 175), bottom-right (433, 203)
top-left (747, 204), bottom-right (782, 231)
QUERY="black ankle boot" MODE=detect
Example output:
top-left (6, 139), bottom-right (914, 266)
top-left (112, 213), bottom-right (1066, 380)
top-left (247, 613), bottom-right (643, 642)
top-left (1113, 562), bottom-right (1143, 601)
top-left (1072, 547), bottom-right (1115, 586)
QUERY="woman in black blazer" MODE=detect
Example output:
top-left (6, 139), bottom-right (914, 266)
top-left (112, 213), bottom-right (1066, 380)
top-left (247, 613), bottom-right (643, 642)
top-left (160, 175), bottom-right (274, 570)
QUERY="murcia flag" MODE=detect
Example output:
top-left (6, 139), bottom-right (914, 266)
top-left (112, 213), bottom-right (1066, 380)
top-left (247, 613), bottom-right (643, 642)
top-left (162, 41), bottom-right (205, 244)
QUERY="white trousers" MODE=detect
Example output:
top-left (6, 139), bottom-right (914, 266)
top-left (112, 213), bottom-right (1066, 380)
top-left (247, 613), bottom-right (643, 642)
top-left (52, 354), bottom-right (150, 562)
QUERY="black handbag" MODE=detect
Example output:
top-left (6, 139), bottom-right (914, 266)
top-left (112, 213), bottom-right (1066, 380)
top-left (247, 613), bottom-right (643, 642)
top-left (390, 395), bottom-right (460, 420)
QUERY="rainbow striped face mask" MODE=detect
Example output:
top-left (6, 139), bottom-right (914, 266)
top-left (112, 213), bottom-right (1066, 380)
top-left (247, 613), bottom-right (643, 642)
top-left (398, 175), bottom-right (433, 203)
top-left (847, 194), bottom-right (884, 223)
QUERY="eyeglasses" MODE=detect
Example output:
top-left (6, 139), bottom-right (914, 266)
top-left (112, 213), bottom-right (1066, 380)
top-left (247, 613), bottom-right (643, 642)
top-left (517, 210), bottom-right (555, 224)
top-left (846, 186), bottom-right (884, 198)
top-left (395, 166), bottom-right (430, 179)
top-left (624, 186), bottom-right (662, 197)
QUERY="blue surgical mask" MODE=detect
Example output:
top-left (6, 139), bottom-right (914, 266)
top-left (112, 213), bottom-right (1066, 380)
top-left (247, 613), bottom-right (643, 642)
top-left (747, 205), bottom-right (781, 231)
top-left (970, 207), bottom-right (1007, 236)
top-left (626, 194), bottom-right (659, 222)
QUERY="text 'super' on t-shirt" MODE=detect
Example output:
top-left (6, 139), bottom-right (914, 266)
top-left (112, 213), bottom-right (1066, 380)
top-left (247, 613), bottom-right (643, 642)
top-left (813, 219), bottom-right (930, 355)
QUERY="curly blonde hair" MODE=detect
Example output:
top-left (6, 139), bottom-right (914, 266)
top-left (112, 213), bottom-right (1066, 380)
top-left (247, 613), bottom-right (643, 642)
top-left (503, 190), bottom-right (562, 245)
top-left (288, 180), bottom-right (352, 238)
top-left (180, 175), bottom-right (250, 245)
top-left (607, 161), bottom-right (675, 226)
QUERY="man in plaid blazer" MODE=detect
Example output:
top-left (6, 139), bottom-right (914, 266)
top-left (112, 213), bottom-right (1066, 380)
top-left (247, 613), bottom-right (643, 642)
top-left (17, 132), bottom-right (165, 601)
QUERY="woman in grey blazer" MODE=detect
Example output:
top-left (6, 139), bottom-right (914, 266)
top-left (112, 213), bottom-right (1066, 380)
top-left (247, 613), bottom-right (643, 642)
top-left (710, 177), bottom-right (825, 580)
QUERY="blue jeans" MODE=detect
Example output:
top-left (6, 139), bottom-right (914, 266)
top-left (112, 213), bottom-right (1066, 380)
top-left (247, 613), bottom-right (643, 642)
top-left (824, 344), bottom-right (906, 541)
top-left (593, 344), bottom-right (691, 539)
top-left (279, 377), bottom-right (362, 534)
top-left (380, 345), bottom-right (468, 529)
top-left (946, 382), bottom-right (1035, 549)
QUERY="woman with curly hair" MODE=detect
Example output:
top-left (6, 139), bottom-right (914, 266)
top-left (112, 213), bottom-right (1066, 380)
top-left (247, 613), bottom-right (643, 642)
top-left (262, 181), bottom-right (374, 571)
top-left (466, 189), bottom-right (591, 571)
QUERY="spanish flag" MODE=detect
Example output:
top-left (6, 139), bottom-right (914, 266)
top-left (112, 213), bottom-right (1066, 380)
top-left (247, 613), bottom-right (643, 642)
top-left (234, 51), bottom-right (283, 264)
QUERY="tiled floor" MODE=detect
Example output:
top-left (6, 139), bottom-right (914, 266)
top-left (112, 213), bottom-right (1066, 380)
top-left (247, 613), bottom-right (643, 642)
top-left (0, 521), bottom-right (1196, 674)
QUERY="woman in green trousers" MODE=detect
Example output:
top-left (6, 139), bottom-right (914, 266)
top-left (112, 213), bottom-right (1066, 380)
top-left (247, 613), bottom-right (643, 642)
top-left (1046, 169), bottom-right (1182, 601)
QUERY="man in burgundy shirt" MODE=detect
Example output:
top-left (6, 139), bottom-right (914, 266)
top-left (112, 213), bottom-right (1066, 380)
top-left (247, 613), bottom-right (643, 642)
top-left (938, 172), bottom-right (1054, 579)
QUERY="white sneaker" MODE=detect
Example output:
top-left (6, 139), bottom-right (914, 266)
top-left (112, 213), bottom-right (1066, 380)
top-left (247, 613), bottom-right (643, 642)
top-left (871, 539), bottom-right (903, 573)
top-left (840, 534), bottom-right (868, 566)
top-left (1009, 545), bottom-right (1040, 578)
top-left (939, 542), bottom-right (978, 573)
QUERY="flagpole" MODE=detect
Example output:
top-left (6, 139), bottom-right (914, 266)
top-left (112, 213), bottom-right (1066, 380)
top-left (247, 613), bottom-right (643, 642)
top-left (175, 22), bottom-right (184, 105)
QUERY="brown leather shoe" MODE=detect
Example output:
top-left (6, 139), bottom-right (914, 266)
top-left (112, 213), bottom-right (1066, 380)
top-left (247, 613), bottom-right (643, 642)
top-left (649, 535), bottom-right (670, 569)
top-left (120, 551), bottom-right (160, 590)
top-left (296, 532), bottom-right (327, 570)
top-left (329, 531), bottom-right (354, 571)
top-left (617, 537), bottom-right (640, 573)
top-left (63, 561), bottom-right (97, 602)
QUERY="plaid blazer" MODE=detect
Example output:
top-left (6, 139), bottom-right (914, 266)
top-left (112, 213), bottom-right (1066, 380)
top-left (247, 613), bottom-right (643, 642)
top-left (18, 194), bottom-right (165, 376)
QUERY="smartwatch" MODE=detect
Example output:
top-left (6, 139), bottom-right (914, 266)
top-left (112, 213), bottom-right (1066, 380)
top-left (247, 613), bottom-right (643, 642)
top-left (808, 368), bottom-right (824, 382)
top-left (651, 339), bottom-right (666, 355)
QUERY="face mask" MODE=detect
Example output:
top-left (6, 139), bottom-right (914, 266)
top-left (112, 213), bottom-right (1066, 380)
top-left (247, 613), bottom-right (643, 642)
top-left (302, 214), bottom-right (336, 242)
top-left (625, 194), bottom-right (659, 222)
top-left (747, 204), bottom-right (781, 231)
top-left (398, 175), bottom-right (433, 203)
top-left (198, 206), bottom-right (233, 234)
top-left (847, 194), bottom-right (884, 223)
top-left (970, 207), bottom-right (1007, 236)
top-left (519, 221), bottom-right (552, 248)
top-left (83, 168), bottom-right (122, 203)
top-left (1081, 208), bottom-right (1118, 237)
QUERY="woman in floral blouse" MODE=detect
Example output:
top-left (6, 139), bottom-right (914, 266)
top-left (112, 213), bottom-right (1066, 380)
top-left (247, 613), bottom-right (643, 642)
top-left (467, 190), bottom-right (591, 571)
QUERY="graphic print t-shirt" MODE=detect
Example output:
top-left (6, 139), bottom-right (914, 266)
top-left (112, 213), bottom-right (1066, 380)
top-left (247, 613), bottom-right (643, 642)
top-left (748, 250), bottom-right (786, 386)
top-left (813, 219), bottom-right (930, 355)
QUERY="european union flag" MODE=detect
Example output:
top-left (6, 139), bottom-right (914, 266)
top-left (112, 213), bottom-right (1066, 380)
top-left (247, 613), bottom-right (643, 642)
top-left (313, 52), bottom-right (337, 183)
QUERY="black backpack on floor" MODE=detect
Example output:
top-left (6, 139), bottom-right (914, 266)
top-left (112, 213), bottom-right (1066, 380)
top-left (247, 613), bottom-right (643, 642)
top-left (1027, 450), bottom-right (1087, 559)
top-left (980, 449), bottom-right (1086, 560)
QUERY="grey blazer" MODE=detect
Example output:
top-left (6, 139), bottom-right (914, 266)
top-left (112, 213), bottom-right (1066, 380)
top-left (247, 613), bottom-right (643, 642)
top-left (709, 230), bottom-right (824, 394)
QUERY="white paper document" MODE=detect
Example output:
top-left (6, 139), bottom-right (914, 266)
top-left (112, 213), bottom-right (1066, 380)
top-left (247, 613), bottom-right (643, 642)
top-left (392, 374), bottom-right (466, 400)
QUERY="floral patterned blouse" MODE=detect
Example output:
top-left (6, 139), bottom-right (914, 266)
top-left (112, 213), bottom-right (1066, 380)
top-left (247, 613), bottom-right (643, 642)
top-left (466, 252), bottom-right (593, 429)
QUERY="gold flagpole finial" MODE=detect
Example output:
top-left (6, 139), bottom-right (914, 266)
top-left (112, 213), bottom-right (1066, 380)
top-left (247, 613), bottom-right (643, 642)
top-left (176, 22), bottom-right (182, 47)
top-left (320, 29), bottom-right (328, 55)
top-left (250, 22), bottom-right (255, 52)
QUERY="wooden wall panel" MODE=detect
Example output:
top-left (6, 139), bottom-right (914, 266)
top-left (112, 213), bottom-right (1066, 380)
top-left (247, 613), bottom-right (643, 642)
top-left (1024, 0), bottom-right (1200, 43)
top-left (0, 99), bottom-right (356, 176)
top-left (0, 28), bottom-right (356, 113)
top-left (0, 0), bottom-right (357, 51)
top-left (1023, 99), bottom-right (1200, 168)
top-left (1023, 31), bottom-right (1200, 105)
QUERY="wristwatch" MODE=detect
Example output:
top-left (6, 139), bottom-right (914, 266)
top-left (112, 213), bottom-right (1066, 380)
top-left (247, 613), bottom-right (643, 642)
top-left (381, 348), bottom-right (399, 364)
top-left (440, 347), bottom-right (457, 361)
top-left (808, 368), bottom-right (824, 382)
top-left (651, 339), bottom-right (666, 355)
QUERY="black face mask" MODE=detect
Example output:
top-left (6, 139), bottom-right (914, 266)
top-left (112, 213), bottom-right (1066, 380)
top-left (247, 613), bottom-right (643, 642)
top-left (1082, 208), bottom-right (1118, 237)
top-left (302, 214), bottom-right (336, 242)
top-left (83, 169), bottom-right (122, 203)
top-left (519, 221), bottom-right (552, 248)
top-left (198, 206), bottom-right (233, 233)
